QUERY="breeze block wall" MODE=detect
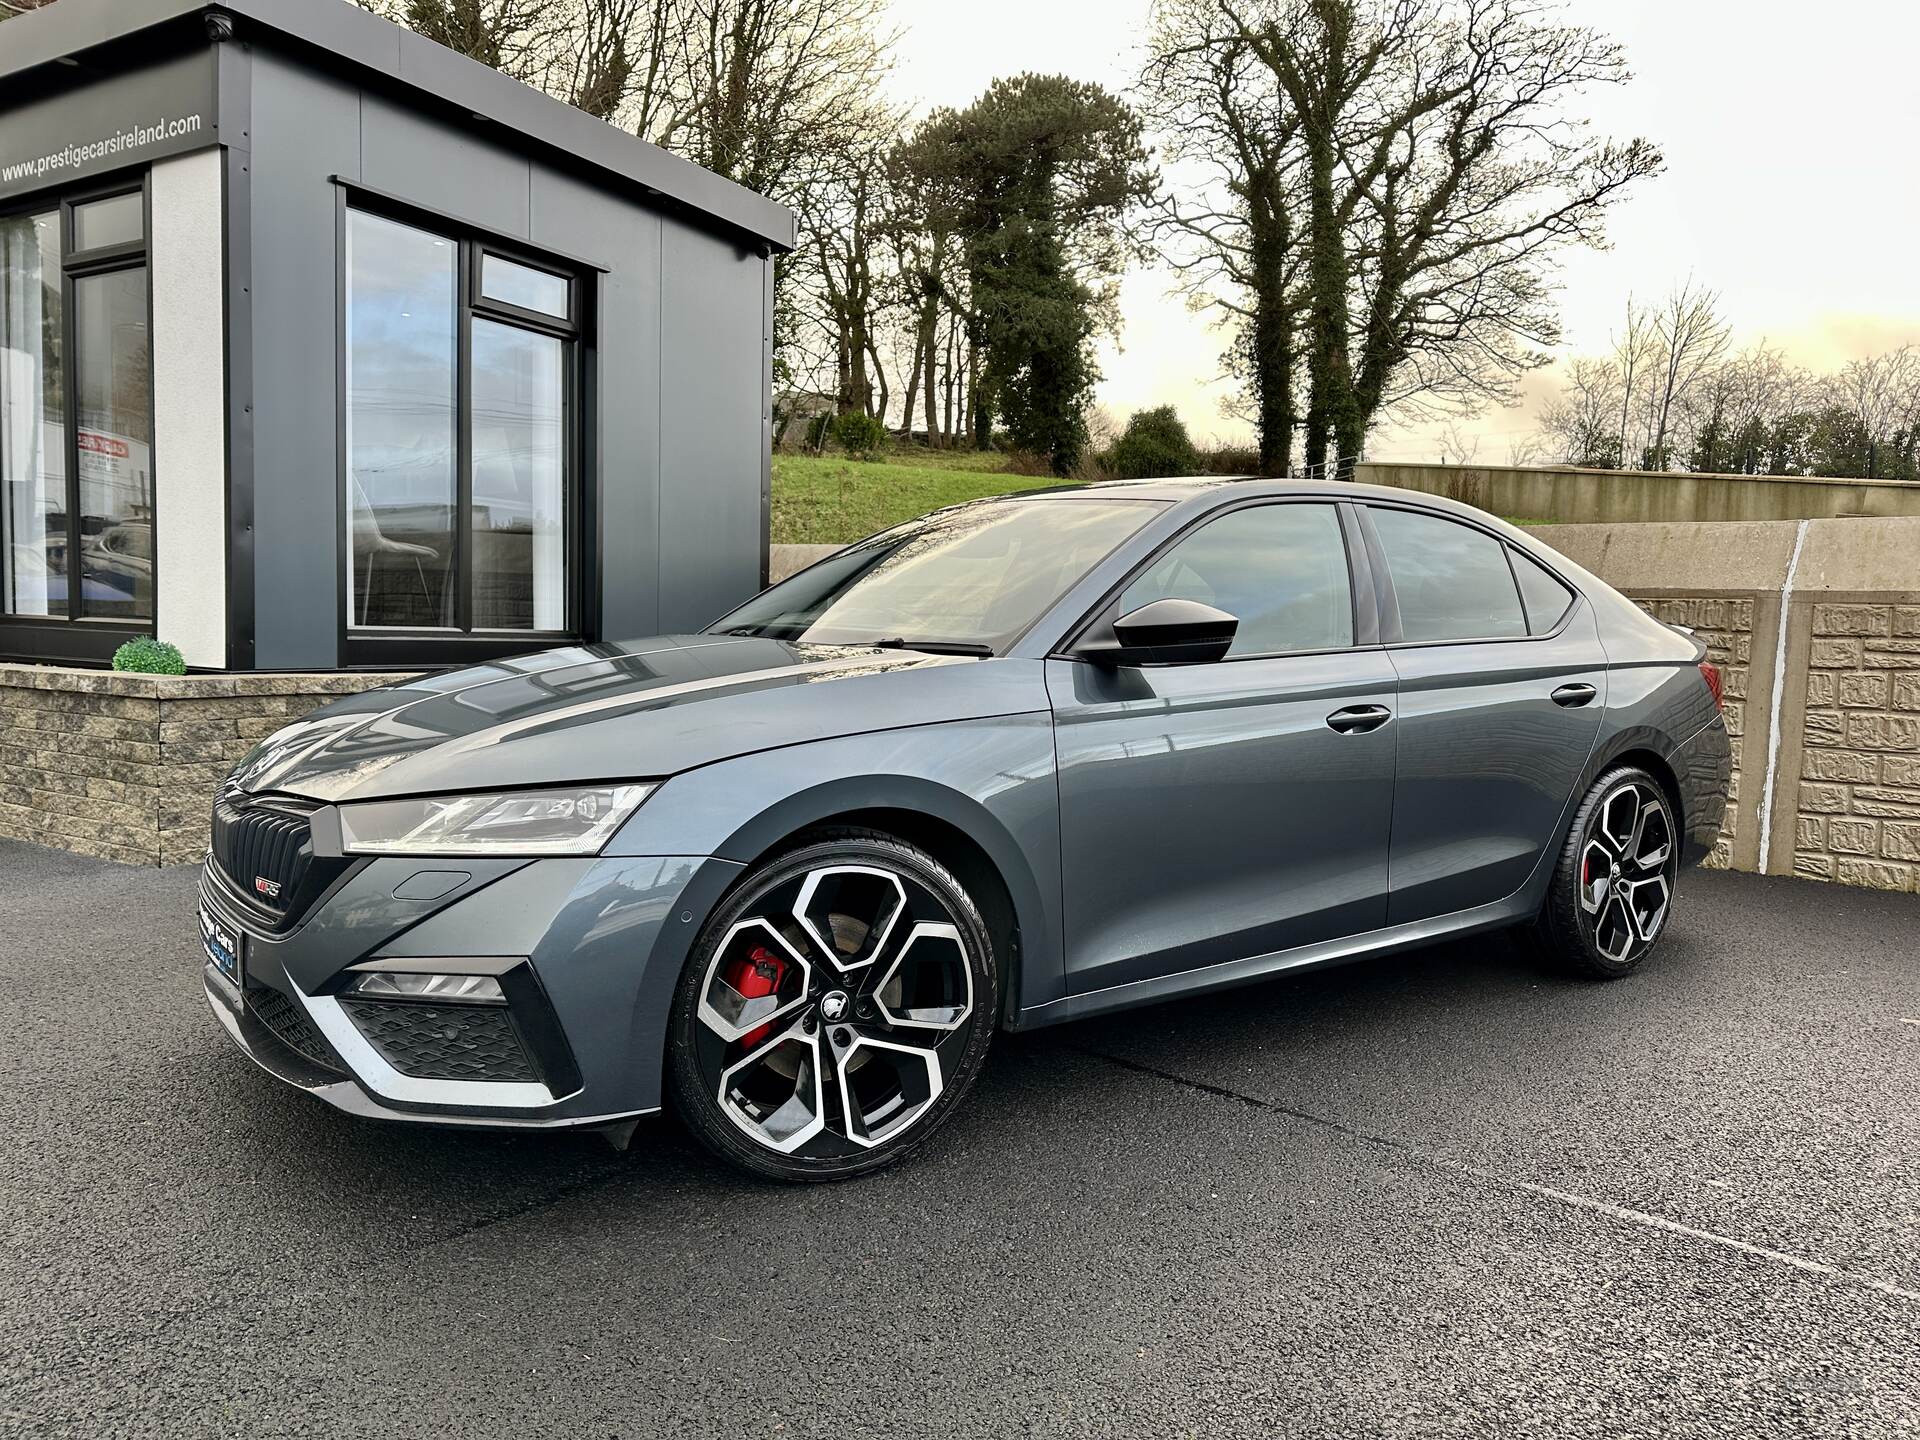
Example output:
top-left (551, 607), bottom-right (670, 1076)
top-left (0, 665), bottom-right (404, 867)
top-left (1629, 596), bottom-right (1753, 871)
top-left (1538, 515), bottom-right (1920, 893)
top-left (1791, 603), bottom-right (1920, 889)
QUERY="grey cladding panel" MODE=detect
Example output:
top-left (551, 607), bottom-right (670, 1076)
top-left (246, 51), bottom-right (362, 669)
top-left (358, 95), bottom-right (531, 239)
top-left (657, 224), bottom-right (768, 630)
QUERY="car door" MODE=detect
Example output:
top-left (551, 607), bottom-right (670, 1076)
top-left (1359, 504), bottom-right (1608, 926)
top-left (1046, 500), bottom-right (1399, 995)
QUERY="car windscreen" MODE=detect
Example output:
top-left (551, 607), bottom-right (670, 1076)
top-left (712, 497), bottom-right (1165, 652)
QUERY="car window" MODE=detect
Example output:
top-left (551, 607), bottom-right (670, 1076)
top-left (1371, 508), bottom-right (1527, 643)
top-left (709, 498), bottom-right (1162, 651)
top-left (1511, 549), bottom-right (1575, 634)
top-left (1117, 503), bottom-right (1353, 657)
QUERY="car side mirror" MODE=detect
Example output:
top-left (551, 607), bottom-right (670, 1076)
top-left (1080, 598), bottom-right (1239, 667)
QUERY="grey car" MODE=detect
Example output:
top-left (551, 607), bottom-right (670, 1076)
top-left (199, 478), bottom-right (1730, 1181)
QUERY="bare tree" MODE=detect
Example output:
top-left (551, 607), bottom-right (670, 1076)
top-left (1827, 345), bottom-right (1920, 477)
top-left (1506, 431), bottom-right (1544, 466)
top-left (644, 0), bottom-right (895, 201)
top-left (1141, 0), bottom-right (1309, 475)
top-left (1644, 278), bottom-right (1729, 467)
top-left (1436, 419), bottom-right (1480, 465)
top-left (1540, 355), bottom-right (1624, 467)
top-left (1608, 296), bottom-right (1655, 468)
top-left (1200, 0), bottom-right (1660, 474)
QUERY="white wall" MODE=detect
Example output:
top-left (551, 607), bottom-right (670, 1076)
top-left (149, 149), bottom-right (226, 668)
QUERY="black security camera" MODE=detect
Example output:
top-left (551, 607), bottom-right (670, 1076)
top-left (205, 11), bottom-right (235, 42)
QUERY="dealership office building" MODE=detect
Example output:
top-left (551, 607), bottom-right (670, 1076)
top-left (0, 0), bottom-right (792, 673)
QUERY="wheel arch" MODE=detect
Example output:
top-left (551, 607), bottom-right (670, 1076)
top-left (711, 776), bottom-right (1048, 1027)
top-left (1584, 729), bottom-right (1686, 829)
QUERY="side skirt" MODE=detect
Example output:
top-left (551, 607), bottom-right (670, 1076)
top-left (1013, 893), bottom-right (1537, 1029)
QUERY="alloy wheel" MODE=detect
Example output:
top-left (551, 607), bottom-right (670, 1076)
top-left (691, 861), bottom-right (980, 1160)
top-left (1577, 780), bottom-right (1676, 965)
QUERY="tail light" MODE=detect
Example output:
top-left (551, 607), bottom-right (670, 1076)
top-left (1699, 660), bottom-right (1724, 713)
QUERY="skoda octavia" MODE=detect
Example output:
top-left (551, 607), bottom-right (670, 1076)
top-left (200, 479), bottom-right (1729, 1181)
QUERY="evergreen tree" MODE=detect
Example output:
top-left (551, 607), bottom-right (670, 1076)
top-left (906, 76), bottom-right (1152, 476)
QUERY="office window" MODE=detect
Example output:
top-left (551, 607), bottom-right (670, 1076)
top-left (1, 184), bottom-right (152, 632)
top-left (346, 208), bottom-right (578, 639)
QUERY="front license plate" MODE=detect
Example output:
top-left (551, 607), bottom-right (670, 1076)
top-left (199, 905), bottom-right (242, 990)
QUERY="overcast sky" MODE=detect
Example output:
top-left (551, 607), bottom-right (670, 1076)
top-left (880, 0), bottom-right (1920, 460)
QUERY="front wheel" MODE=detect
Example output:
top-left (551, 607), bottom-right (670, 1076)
top-left (666, 832), bottom-right (998, 1182)
top-left (1522, 766), bottom-right (1681, 979)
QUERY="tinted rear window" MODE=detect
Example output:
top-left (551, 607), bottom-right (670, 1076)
top-left (1371, 509), bottom-right (1527, 643)
top-left (1511, 549), bottom-right (1576, 634)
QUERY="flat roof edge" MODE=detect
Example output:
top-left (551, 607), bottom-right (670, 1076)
top-left (0, 0), bottom-right (797, 252)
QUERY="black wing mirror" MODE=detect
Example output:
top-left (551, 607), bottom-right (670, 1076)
top-left (1079, 598), bottom-right (1239, 667)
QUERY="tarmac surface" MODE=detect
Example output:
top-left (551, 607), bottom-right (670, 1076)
top-left (3, 839), bottom-right (1916, 1437)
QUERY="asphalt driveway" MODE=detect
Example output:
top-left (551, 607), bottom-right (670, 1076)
top-left (2, 838), bottom-right (1915, 1438)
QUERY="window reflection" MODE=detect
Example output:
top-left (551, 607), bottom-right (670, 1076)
top-left (0, 211), bottom-right (63, 617)
top-left (72, 192), bottom-right (144, 253)
top-left (481, 254), bottom-right (568, 320)
top-left (1120, 504), bottom-right (1352, 656)
top-left (472, 319), bottom-right (565, 630)
top-left (1371, 508), bottom-right (1529, 643)
top-left (347, 211), bottom-right (456, 629)
top-left (714, 499), bottom-right (1162, 650)
top-left (73, 268), bottom-right (152, 620)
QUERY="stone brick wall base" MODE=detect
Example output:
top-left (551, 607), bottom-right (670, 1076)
top-left (1540, 515), bottom-right (1920, 894)
top-left (0, 665), bottom-right (407, 866)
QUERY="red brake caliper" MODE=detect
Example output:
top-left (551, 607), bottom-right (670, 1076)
top-left (723, 945), bottom-right (789, 1049)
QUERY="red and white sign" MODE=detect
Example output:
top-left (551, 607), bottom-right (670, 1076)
top-left (77, 430), bottom-right (131, 459)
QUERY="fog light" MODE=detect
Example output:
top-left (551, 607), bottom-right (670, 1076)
top-left (346, 972), bottom-right (504, 1003)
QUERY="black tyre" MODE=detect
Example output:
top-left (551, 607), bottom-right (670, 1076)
top-left (1522, 765), bottom-right (1681, 980)
top-left (666, 831), bottom-right (999, 1182)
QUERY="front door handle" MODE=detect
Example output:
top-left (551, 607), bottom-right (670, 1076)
top-left (1552, 683), bottom-right (1598, 708)
top-left (1326, 705), bottom-right (1392, 734)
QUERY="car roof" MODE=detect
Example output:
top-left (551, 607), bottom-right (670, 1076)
top-left (986, 475), bottom-right (1466, 508)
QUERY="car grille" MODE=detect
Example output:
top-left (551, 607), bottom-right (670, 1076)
top-left (248, 983), bottom-right (343, 1075)
top-left (210, 791), bottom-right (344, 927)
top-left (339, 999), bottom-right (538, 1083)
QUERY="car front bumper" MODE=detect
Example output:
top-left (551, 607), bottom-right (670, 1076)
top-left (199, 848), bottom-right (743, 1131)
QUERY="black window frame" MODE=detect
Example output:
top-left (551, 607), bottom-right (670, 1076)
top-left (1356, 502), bottom-right (1582, 648)
top-left (337, 191), bottom-right (591, 670)
top-left (0, 171), bottom-right (156, 665)
top-left (1059, 496), bottom-right (1378, 663)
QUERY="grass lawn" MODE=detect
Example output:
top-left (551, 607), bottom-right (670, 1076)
top-left (770, 445), bottom-right (1550, 544)
top-left (771, 448), bottom-right (1065, 544)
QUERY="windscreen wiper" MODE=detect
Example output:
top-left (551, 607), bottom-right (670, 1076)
top-left (867, 638), bottom-right (995, 657)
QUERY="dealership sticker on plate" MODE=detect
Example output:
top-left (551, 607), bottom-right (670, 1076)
top-left (198, 905), bottom-right (243, 1001)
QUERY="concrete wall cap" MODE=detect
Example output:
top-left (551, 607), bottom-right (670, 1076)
top-left (1532, 516), bottom-right (1920, 598)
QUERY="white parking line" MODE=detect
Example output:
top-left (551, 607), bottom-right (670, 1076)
top-left (1087, 1047), bottom-right (1920, 1306)
top-left (1462, 1168), bottom-right (1920, 1304)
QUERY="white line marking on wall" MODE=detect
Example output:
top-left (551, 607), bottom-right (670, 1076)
top-left (1756, 518), bottom-right (1811, 875)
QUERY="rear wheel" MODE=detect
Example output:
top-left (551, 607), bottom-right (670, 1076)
top-left (666, 832), bottom-right (998, 1182)
top-left (1523, 766), bottom-right (1680, 979)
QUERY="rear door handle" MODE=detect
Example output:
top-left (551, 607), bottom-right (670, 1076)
top-left (1326, 705), bottom-right (1392, 734)
top-left (1552, 683), bottom-right (1598, 708)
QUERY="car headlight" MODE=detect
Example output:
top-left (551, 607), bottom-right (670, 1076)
top-left (336, 784), bottom-right (655, 857)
